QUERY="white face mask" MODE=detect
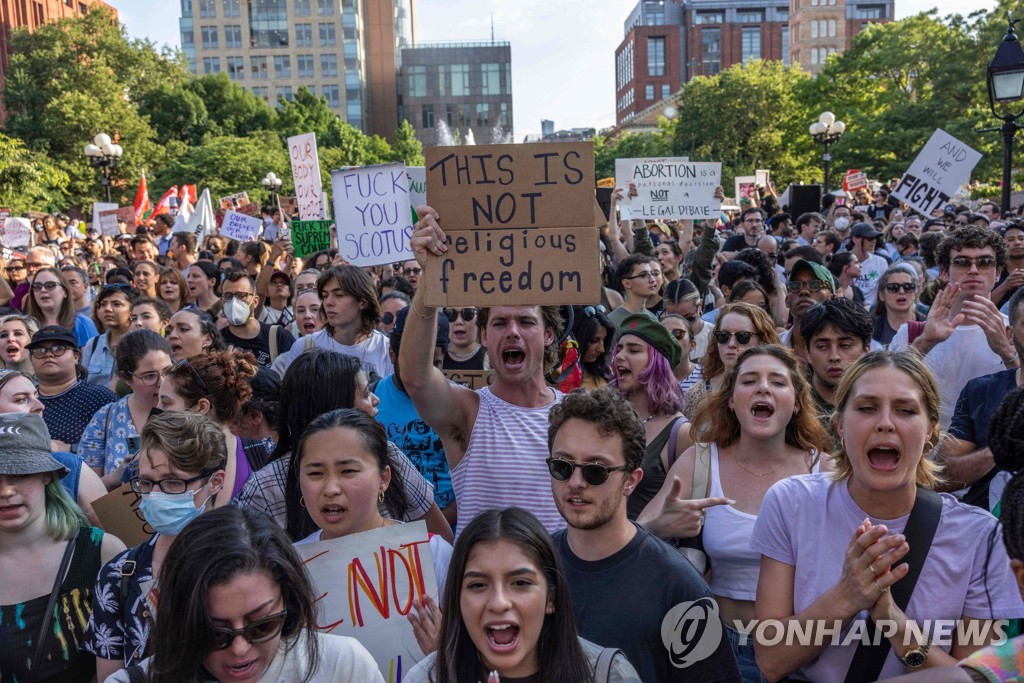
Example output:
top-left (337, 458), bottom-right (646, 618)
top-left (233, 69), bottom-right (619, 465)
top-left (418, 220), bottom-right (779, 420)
top-left (224, 297), bottom-right (251, 326)
top-left (834, 217), bottom-right (850, 231)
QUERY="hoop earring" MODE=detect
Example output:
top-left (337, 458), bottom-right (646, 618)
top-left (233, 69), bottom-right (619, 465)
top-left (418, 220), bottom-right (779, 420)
top-left (299, 496), bottom-right (306, 508)
top-left (378, 490), bottom-right (385, 504)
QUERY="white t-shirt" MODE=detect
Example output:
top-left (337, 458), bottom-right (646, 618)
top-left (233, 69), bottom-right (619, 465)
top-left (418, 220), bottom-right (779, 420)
top-left (104, 632), bottom-right (383, 682)
top-left (854, 252), bottom-right (889, 307)
top-left (890, 320), bottom-right (1007, 429)
top-left (278, 328), bottom-right (393, 379)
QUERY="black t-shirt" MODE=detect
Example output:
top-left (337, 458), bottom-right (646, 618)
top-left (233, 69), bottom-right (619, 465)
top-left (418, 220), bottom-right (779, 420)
top-left (721, 234), bottom-right (752, 252)
top-left (866, 204), bottom-right (892, 221)
top-left (554, 524), bottom-right (741, 683)
top-left (441, 345), bottom-right (487, 370)
top-left (39, 380), bottom-right (118, 446)
top-left (221, 323), bottom-right (296, 368)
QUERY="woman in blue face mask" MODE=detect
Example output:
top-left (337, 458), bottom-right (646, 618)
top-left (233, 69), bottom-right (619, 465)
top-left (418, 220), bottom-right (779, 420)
top-left (82, 411), bottom-right (227, 683)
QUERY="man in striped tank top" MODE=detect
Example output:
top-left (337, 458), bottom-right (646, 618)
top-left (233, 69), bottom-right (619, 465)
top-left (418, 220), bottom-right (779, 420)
top-left (399, 207), bottom-right (566, 536)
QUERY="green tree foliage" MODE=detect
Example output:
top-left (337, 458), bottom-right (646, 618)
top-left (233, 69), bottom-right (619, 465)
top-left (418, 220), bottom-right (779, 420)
top-left (389, 119), bottom-right (426, 166)
top-left (0, 133), bottom-right (69, 213)
top-left (187, 74), bottom-right (278, 138)
top-left (594, 124), bottom-right (673, 179)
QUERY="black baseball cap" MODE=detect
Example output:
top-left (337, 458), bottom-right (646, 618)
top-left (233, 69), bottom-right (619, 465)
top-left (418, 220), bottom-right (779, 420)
top-left (850, 222), bottom-right (882, 239)
top-left (26, 326), bottom-right (79, 350)
top-left (391, 306), bottom-right (450, 346)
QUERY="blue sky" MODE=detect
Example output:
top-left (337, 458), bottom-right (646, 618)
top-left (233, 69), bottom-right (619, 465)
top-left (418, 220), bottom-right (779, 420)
top-left (112, 0), bottom-right (996, 139)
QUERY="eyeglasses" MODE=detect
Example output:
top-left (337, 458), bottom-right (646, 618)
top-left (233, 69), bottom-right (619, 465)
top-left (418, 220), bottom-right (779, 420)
top-left (131, 470), bottom-right (214, 495)
top-left (950, 256), bottom-right (997, 271)
top-left (715, 330), bottom-right (757, 345)
top-left (130, 365), bottom-right (172, 387)
top-left (295, 283), bottom-right (317, 293)
top-left (29, 344), bottom-right (73, 359)
top-left (26, 262), bottom-right (47, 272)
top-left (625, 271), bottom-right (658, 281)
top-left (102, 283), bottom-right (137, 295)
top-left (546, 457), bottom-right (628, 486)
top-left (743, 218), bottom-right (765, 224)
top-left (883, 282), bottom-right (917, 294)
top-left (31, 281), bottom-right (63, 292)
top-left (167, 359), bottom-right (210, 394)
top-left (403, 267), bottom-right (422, 276)
top-left (786, 279), bottom-right (828, 293)
top-left (381, 311), bottom-right (397, 325)
top-left (444, 308), bottom-right (476, 322)
top-left (582, 305), bottom-right (607, 318)
top-left (680, 313), bottom-right (698, 323)
top-left (209, 610), bottom-right (289, 651)
top-left (8, 264), bottom-right (26, 272)
top-left (222, 291), bottom-right (254, 303)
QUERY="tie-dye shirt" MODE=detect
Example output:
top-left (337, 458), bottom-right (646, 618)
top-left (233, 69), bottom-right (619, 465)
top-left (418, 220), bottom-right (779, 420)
top-left (961, 636), bottom-right (1024, 682)
top-left (0, 527), bottom-right (105, 683)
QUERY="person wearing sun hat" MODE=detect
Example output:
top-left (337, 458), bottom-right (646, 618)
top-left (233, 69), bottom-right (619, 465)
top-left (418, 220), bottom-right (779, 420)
top-left (611, 313), bottom-right (691, 520)
top-left (0, 411), bottom-right (127, 683)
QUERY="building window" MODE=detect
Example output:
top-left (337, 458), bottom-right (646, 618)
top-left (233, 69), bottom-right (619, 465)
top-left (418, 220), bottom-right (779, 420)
top-left (742, 27), bottom-right (761, 63)
top-left (616, 42), bottom-right (635, 88)
top-left (456, 104), bottom-right (471, 127)
top-left (647, 36), bottom-right (665, 76)
top-left (811, 0), bottom-right (818, 5)
top-left (227, 56), bottom-right (245, 80)
top-left (223, 0), bottom-right (240, 16)
top-left (252, 86), bottom-right (269, 101)
top-left (273, 55), bottom-right (291, 77)
top-left (696, 12), bottom-right (723, 24)
top-left (203, 57), bottom-right (221, 74)
top-left (278, 86), bottom-right (293, 103)
top-left (701, 28), bottom-right (721, 75)
top-left (482, 63), bottom-right (501, 95)
top-left (856, 5), bottom-right (883, 18)
top-left (451, 64), bottom-right (470, 96)
top-left (294, 0), bottom-right (310, 14)
top-left (251, 55), bottom-right (268, 79)
top-left (295, 24), bottom-right (312, 46)
top-left (297, 54), bottom-right (314, 78)
top-left (249, 0), bottom-right (289, 48)
top-left (811, 49), bottom-right (818, 65)
top-left (777, 9), bottom-right (789, 21)
top-left (421, 104), bottom-right (435, 129)
top-left (476, 103), bottom-right (491, 127)
top-left (811, 21), bottom-right (818, 38)
top-left (199, 0), bottom-right (216, 18)
top-left (182, 30), bottom-right (195, 47)
top-left (319, 22), bottom-right (336, 46)
top-left (183, 0), bottom-right (193, 16)
top-left (499, 101), bottom-right (510, 127)
top-left (407, 65), bottom-right (426, 96)
top-left (820, 47), bottom-right (829, 62)
top-left (736, 10), bottom-right (763, 22)
top-left (645, 84), bottom-right (655, 100)
top-left (225, 25), bottom-right (243, 48)
top-left (347, 101), bottom-right (362, 124)
top-left (317, 0), bottom-right (334, 14)
top-left (781, 25), bottom-right (790, 65)
top-left (200, 26), bottom-right (218, 49)
top-left (322, 84), bottom-right (340, 108)
top-left (661, 84), bottom-right (670, 99)
top-left (828, 19), bottom-right (836, 36)
top-left (644, 1), bottom-right (665, 24)
top-left (320, 54), bottom-right (338, 77)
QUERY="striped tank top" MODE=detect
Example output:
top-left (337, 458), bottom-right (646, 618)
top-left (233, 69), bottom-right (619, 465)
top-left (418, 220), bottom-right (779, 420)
top-left (452, 387), bottom-right (566, 537)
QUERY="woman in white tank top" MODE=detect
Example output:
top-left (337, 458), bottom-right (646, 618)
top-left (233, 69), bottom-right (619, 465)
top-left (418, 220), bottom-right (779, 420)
top-left (639, 345), bottom-right (832, 683)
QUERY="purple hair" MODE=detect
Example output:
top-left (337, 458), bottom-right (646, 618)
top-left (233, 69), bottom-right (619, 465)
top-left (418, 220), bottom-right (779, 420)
top-left (611, 339), bottom-right (684, 416)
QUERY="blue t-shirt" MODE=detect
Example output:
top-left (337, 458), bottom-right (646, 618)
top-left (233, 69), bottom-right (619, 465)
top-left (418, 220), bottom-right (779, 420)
top-left (73, 314), bottom-right (99, 347)
top-left (949, 369), bottom-right (1018, 449)
top-left (373, 374), bottom-right (454, 510)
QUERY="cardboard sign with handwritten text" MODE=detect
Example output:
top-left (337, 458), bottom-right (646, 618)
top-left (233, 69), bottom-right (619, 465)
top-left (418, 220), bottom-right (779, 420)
top-left (288, 132), bottom-right (326, 220)
top-left (891, 129), bottom-right (982, 217)
top-left (423, 142), bottom-right (600, 307)
top-left (331, 163), bottom-right (413, 267)
top-left (92, 483), bottom-right (152, 547)
top-left (442, 368), bottom-right (495, 390)
top-left (295, 521), bottom-right (437, 681)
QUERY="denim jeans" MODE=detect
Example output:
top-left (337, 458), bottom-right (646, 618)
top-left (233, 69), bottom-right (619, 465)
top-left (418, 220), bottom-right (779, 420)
top-left (726, 625), bottom-right (769, 683)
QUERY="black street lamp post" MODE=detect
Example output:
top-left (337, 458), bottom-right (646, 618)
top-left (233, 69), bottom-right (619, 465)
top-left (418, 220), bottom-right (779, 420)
top-left (809, 112), bottom-right (845, 196)
top-left (985, 18), bottom-right (1024, 216)
top-left (83, 133), bottom-right (123, 204)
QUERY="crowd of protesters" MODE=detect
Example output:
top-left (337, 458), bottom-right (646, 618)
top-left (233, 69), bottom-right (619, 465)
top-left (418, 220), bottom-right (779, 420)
top-left (0, 181), bottom-right (1023, 683)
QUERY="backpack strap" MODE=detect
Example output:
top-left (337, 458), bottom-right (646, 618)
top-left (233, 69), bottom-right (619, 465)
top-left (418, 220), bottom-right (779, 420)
top-left (676, 443), bottom-right (712, 575)
top-left (268, 324), bottom-right (280, 362)
top-left (304, 334), bottom-right (315, 353)
top-left (666, 417), bottom-right (688, 470)
top-left (594, 647), bottom-right (624, 683)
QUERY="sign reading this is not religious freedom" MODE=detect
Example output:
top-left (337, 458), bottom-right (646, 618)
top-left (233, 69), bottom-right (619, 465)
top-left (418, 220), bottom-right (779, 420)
top-left (423, 142), bottom-right (601, 307)
top-left (331, 163), bottom-right (414, 267)
top-left (288, 132), bottom-right (326, 220)
top-left (295, 521), bottom-right (438, 680)
top-left (615, 158), bottom-right (722, 220)
top-left (891, 129), bottom-right (983, 217)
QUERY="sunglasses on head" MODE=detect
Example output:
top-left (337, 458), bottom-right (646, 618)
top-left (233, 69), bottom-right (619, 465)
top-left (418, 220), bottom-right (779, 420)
top-left (546, 457), bottom-right (627, 486)
top-left (168, 358), bottom-right (209, 394)
top-left (582, 305), bottom-right (607, 318)
top-left (883, 282), bottom-right (917, 294)
top-left (209, 610), bottom-right (289, 651)
top-left (715, 330), bottom-right (756, 345)
top-left (444, 308), bottom-right (476, 322)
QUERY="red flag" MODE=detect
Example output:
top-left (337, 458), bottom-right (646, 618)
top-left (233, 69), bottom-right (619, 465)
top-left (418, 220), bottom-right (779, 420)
top-left (179, 184), bottom-right (197, 206)
top-left (149, 186), bottom-right (178, 222)
top-left (133, 172), bottom-right (151, 227)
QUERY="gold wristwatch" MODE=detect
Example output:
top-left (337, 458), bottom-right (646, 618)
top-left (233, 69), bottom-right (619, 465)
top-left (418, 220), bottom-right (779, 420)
top-left (897, 634), bottom-right (930, 668)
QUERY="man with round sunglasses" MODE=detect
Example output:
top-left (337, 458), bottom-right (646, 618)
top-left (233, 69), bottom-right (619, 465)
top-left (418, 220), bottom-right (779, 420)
top-left (893, 225), bottom-right (1019, 428)
top-left (780, 259), bottom-right (836, 360)
top-left (441, 306), bottom-right (487, 370)
top-left (549, 386), bottom-right (740, 683)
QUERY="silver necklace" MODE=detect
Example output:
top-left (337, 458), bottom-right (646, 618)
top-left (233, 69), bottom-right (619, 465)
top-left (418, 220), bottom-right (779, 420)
top-left (448, 345), bottom-right (480, 361)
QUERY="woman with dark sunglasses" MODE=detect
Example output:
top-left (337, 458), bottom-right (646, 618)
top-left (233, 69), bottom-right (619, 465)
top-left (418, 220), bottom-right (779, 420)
top-left (872, 264), bottom-right (926, 348)
top-left (104, 505), bottom-right (383, 683)
top-left (24, 266), bottom-right (99, 347)
top-left (442, 307), bottom-right (487, 371)
top-left (84, 411), bottom-right (227, 682)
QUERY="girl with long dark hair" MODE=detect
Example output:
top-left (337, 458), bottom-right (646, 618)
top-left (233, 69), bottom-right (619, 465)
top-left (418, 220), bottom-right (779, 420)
top-left (570, 305), bottom-right (615, 389)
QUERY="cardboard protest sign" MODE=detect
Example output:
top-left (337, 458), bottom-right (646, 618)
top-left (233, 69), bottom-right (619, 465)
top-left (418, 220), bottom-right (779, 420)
top-left (288, 133), bottom-right (326, 220)
top-left (291, 219), bottom-right (334, 258)
top-left (734, 176), bottom-right (757, 203)
top-left (92, 202), bottom-right (119, 236)
top-left (755, 169), bottom-right (770, 188)
top-left (442, 368), bottom-right (495, 390)
top-left (220, 209), bottom-right (263, 242)
top-left (116, 206), bottom-right (135, 223)
top-left (891, 129), bottom-right (983, 217)
top-left (423, 142), bottom-right (600, 307)
top-left (295, 521), bottom-right (437, 680)
top-left (0, 217), bottom-right (31, 247)
top-left (218, 191), bottom-right (251, 211)
top-left (92, 483), bottom-right (152, 547)
top-left (407, 167), bottom-right (426, 223)
top-left (331, 163), bottom-right (414, 267)
top-left (614, 158), bottom-right (722, 220)
top-left (844, 170), bottom-right (868, 192)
